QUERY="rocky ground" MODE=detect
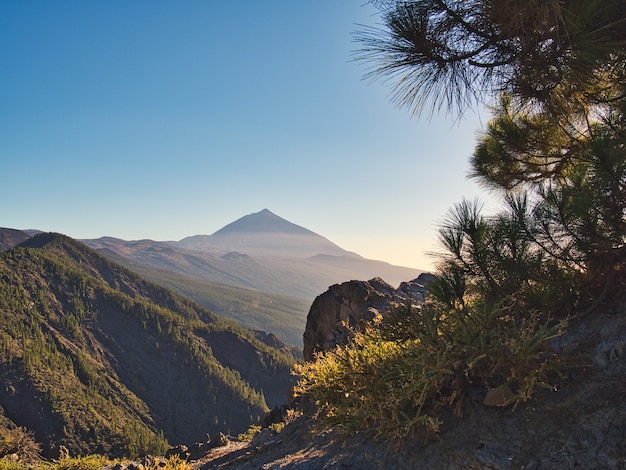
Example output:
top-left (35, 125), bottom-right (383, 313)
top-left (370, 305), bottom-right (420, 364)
top-left (191, 303), bottom-right (626, 470)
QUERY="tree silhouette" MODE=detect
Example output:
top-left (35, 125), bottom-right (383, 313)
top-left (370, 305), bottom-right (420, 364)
top-left (355, 0), bottom-right (626, 117)
top-left (356, 0), bottom-right (626, 306)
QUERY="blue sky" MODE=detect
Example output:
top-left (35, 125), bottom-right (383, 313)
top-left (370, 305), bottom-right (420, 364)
top-left (1, 1), bottom-right (495, 270)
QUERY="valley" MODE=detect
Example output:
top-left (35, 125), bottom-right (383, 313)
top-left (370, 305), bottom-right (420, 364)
top-left (0, 209), bottom-right (425, 460)
top-left (82, 209), bottom-right (423, 347)
top-left (0, 232), bottom-right (297, 458)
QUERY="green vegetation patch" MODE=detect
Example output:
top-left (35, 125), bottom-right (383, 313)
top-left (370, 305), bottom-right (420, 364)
top-left (295, 301), bottom-right (564, 440)
top-left (0, 233), bottom-right (296, 459)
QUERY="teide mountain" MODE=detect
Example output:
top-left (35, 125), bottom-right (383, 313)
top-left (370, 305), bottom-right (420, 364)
top-left (82, 211), bottom-right (423, 346)
top-left (174, 209), bottom-right (358, 258)
top-left (85, 210), bottom-right (423, 297)
top-left (0, 233), bottom-right (296, 458)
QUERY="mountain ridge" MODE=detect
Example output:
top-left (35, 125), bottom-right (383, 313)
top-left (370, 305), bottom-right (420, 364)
top-left (0, 232), bottom-right (296, 458)
top-left (1, 211), bottom-right (424, 348)
top-left (80, 210), bottom-right (423, 347)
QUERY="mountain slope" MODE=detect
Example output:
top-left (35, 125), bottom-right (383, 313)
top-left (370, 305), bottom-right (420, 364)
top-left (0, 233), bottom-right (296, 458)
top-left (104, 259), bottom-right (310, 349)
top-left (85, 236), bottom-right (421, 299)
top-left (0, 227), bottom-right (30, 251)
top-left (80, 210), bottom-right (423, 346)
top-left (213, 209), bottom-right (318, 235)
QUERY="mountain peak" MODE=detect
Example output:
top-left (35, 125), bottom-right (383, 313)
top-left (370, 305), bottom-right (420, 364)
top-left (211, 209), bottom-right (316, 237)
top-left (175, 210), bottom-right (355, 259)
top-left (18, 231), bottom-right (66, 248)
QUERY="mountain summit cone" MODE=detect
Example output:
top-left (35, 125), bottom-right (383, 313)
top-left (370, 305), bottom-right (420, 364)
top-left (212, 209), bottom-right (316, 236)
top-left (175, 209), bottom-right (358, 259)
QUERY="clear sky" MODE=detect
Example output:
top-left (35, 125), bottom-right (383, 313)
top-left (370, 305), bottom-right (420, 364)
top-left (1, 1), bottom-right (496, 270)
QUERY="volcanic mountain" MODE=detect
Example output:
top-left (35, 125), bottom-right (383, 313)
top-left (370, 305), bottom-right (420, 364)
top-left (174, 209), bottom-right (358, 258)
top-left (81, 210), bottom-right (423, 346)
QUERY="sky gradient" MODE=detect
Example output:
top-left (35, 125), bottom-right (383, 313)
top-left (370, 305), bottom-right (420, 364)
top-left (1, 1), bottom-right (495, 270)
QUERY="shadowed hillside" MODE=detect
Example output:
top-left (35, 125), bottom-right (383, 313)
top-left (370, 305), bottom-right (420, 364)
top-left (100, 258), bottom-right (310, 349)
top-left (0, 228), bottom-right (30, 251)
top-left (0, 233), bottom-right (296, 459)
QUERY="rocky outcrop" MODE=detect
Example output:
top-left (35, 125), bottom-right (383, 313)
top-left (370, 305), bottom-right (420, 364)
top-left (194, 295), bottom-right (626, 469)
top-left (302, 274), bottom-right (432, 361)
top-left (165, 433), bottom-right (230, 462)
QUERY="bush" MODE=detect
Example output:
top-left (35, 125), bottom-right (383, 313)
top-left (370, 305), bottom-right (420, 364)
top-left (237, 425), bottom-right (261, 442)
top-left (294, 300), bottom-right (564, 440)
top-left (0, 459), bottom-right (25, 470)
top-left (145, 456), bottom-right (191, 470)
top-left (0, 427), bottom-right (41, 464)
top-left (53, 455), bottom-right (112, 470)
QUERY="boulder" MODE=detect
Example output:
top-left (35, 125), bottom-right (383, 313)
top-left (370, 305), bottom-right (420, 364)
top-left (164, 445), bottom-right (189, 461)
top-left (187, 442), bottom-right (209, 461)
top-left (208, 432), bottom-right (229, 448)
top-left (302, 275), bottom-right (431, 361)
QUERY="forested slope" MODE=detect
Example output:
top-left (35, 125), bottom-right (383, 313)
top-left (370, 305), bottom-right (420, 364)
top-left (0, 233), bottom-right (296, 458)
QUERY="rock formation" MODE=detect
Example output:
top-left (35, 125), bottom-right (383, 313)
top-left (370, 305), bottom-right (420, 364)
top-left (194, 293), bottom-right (626, 469)
top-left (302, 274), bottom-right (433, 361)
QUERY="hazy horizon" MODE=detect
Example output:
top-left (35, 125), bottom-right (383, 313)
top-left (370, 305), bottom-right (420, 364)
top-left (1, 1), bottom-right (495, 270)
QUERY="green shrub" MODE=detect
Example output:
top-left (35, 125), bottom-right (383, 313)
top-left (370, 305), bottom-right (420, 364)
top-left (237, 425), bottom-right (261, 442)
top-left (52, 455), bottom-right (113, 470)
top-left (145, 456), bottom-right (191, 470)
top-left (0, 459), bottom-right (29, 470)
top-left (268, 422), bottom-right (285, 434)
top-left (0, 427), bottom-right (40, 464)
top-left (294, 300), bottom-right (564, 440)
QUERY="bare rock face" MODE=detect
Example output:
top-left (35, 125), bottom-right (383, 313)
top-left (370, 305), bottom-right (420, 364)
top-left (302, 275), bottom-right (431, 361)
